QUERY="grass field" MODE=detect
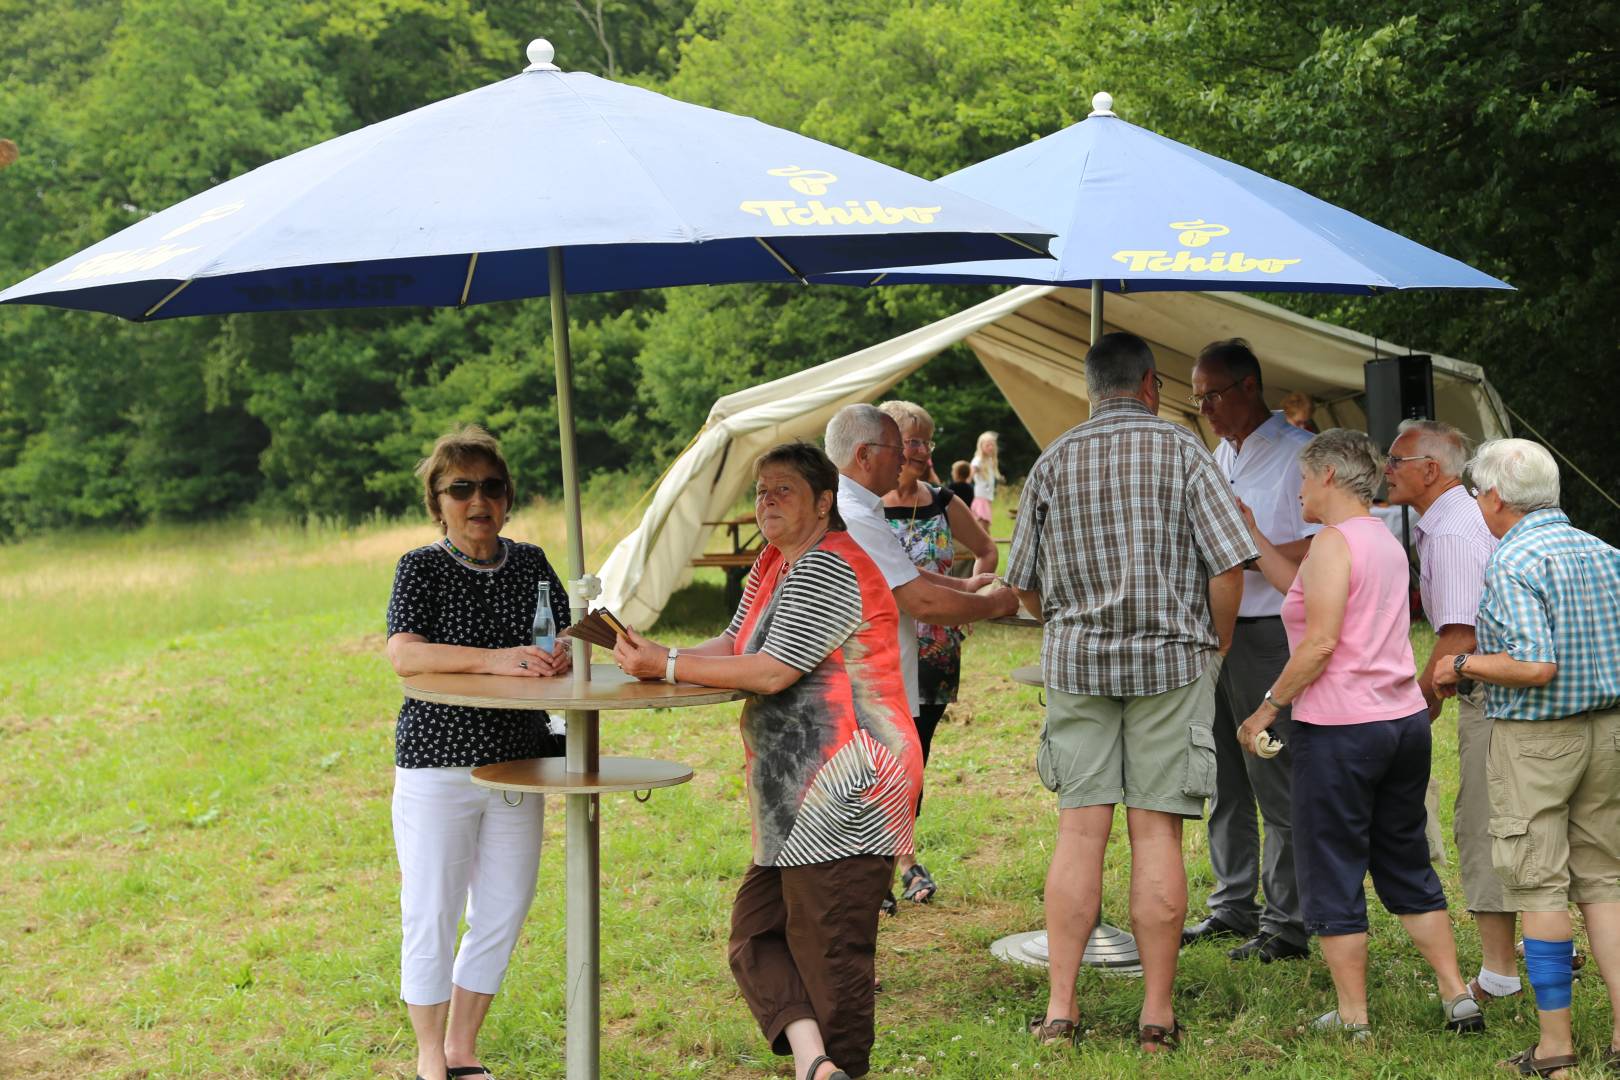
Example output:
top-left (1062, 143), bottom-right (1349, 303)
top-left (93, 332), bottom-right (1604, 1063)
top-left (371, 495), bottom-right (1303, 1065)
top-left (0, 497), bottom-right (1607, 1079)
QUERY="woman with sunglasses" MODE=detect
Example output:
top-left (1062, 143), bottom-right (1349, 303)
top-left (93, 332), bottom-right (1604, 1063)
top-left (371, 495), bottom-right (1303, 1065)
top-left (385, 424), bottom-right (571, 1080)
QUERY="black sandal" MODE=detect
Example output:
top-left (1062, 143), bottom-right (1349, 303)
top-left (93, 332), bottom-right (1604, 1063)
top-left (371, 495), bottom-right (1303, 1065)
top-left (880, 890), bottom-right (898, 916)
top-left (900, 863), bottom-right (937, 903)
top-left (1502, 1045), bottom-right (1579, 1077)
top-left (1139, 1019), bottom-right (1184, 1053)
top-left (806, 1054), bottom-right (851, 1079)
top-left (448, 1068), bottom-right (494, 1080)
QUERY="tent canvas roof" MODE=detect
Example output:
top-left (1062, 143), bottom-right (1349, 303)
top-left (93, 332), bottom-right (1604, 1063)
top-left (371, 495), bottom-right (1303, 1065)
top-left (600, 283), bottom-right (1510, 627)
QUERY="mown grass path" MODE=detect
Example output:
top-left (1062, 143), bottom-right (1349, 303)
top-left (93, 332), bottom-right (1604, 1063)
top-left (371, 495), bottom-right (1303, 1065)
top-left (0, 505), bottom-right (1604, 1078)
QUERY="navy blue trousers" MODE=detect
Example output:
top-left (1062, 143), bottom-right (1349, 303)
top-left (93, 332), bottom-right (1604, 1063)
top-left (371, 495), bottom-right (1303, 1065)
top-left (1291, 709), bottom-right (1448, 936)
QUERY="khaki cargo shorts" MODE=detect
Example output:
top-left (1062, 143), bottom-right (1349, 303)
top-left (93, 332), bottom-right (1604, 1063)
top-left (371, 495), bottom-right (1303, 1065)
top-left (1035, 655), bottom-right (1221, 818)
top-left (1486, 705), bottom-right (1620, 910)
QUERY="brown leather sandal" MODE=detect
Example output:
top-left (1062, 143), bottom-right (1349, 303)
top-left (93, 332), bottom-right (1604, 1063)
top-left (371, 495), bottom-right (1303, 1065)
top-left (1139, 1019), bottom-right (1184, 1053)
top-left (1501, 1045), bottom-right (1578, 1078)
top-left (1028, 1016), bottom-right (1079, 1046)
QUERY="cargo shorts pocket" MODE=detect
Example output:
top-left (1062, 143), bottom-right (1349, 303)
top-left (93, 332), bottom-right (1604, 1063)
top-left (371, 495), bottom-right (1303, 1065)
top-left (1488, 815), bottom-right (1541, 889)
top-left (1036, 723), bottom-right (1061, 793)
top-left (1181, 721), bottom-right (1218, 800)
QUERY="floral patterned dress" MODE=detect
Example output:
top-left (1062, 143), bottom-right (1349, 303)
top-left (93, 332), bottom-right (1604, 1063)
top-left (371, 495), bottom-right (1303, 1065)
top-left (883, 485), bottom-right (964, 705)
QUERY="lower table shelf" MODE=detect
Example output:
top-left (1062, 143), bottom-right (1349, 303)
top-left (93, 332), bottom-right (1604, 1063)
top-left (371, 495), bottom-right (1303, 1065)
top-left (471, 756), bottom-right (694, 795)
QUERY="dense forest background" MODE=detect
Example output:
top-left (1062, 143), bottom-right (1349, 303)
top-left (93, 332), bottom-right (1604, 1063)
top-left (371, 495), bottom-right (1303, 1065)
top-left (2, 0), bottom-right (1615, 541)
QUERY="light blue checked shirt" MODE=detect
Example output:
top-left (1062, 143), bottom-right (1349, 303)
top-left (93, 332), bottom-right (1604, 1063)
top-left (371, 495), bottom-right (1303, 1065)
top-left (1476, 509), bottom-right (1620, 721)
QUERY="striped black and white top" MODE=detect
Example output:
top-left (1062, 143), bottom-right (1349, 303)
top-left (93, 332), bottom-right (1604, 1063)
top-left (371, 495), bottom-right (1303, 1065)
top-left (727, 529), bottom-right (922, 867)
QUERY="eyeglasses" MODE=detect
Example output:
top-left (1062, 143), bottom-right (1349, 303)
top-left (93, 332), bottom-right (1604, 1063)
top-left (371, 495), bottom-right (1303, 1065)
top-left (1189, 378), bottom-right (1241, 409)
top-left (1384, 454), bottom-right (1434, 472)
top-left (866, 442), bottom-right (905, 454)
top-left (438, 478), bottom-right (508, 501)
top-left (903, 438), bottom-right (936, 452)
top-left (1153, 374), bottom-right (1164, 393)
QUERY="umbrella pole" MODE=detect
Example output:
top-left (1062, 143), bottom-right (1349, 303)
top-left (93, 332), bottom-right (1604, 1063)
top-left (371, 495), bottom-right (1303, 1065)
top-left (1090, 279), bottom-right (1103, 345)
top-left (549, 246), bottom-right (601, 1080)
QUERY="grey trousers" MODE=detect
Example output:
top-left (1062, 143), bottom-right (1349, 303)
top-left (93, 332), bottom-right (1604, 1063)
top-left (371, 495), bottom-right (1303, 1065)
top-left (1205, 617), bottom-right (1306, 945)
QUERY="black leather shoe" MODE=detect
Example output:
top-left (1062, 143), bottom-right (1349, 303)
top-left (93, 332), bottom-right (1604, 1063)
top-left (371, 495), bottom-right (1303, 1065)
top-left (1180, 915), bottom-right (1246, 947)
top-left (1227, 932), bottom-right (1309, 962)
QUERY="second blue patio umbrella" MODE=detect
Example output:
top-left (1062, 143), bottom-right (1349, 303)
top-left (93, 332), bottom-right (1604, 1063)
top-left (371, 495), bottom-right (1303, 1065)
top-left (818, 92), bottom-right (1511, 340)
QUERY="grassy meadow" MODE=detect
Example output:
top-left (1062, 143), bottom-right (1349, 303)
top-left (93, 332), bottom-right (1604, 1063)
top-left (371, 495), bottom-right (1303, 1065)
top-left (0, 494), bottom-right (1607, 1079)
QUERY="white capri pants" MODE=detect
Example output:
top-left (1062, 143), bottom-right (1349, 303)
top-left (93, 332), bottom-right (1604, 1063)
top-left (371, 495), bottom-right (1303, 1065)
top-left (393, 766), bottom-right (545, 1004)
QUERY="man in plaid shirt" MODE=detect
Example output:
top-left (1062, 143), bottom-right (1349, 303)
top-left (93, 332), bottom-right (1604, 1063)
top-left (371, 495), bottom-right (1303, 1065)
top-left (1434, 438), bottom-right (1620, 1078)
top-left (1008, 332), bottom-right (1253, 1053)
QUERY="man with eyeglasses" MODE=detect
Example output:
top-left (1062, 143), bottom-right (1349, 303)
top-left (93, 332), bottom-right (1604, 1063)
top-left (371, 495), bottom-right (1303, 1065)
top-left (1433, 438), bottom-right (1620, 1078)
top-left (1180, 338), bottom-right (1315, 964)
top-left (824, 404), bottom-right (1019, 739)
top-left (1384, 419), bottom-right (1521, 1005)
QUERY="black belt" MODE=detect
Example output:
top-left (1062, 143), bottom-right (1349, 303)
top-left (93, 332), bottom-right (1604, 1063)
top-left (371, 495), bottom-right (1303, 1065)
top-left (1234, 615), bottom-right (1282, 624)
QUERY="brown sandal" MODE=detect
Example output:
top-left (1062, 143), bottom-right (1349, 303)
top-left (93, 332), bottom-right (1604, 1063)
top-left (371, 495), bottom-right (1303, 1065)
top-left (1501, 1045), bottom-right (1579, 1078)
top-left (1028, 1016), bottom-right (1078, 1046)
top-left (1139, 1019), bottom-right (1184, 1053)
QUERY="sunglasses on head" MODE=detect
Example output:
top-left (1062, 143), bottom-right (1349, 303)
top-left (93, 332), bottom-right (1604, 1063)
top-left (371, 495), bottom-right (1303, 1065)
top-left (438, 478), bottom-right (508, 501)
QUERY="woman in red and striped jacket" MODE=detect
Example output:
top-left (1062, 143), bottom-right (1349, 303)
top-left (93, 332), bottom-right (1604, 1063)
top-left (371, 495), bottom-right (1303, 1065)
top-left (616, 440), bottom-right (920, 1080)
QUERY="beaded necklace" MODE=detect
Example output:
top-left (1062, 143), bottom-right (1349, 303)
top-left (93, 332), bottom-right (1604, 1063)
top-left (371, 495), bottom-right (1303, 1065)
top-left (440, 535), bottom-right (507, 571)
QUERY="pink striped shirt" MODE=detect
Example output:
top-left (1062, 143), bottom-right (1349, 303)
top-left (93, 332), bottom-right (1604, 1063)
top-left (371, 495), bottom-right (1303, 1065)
top-left (1411, 484), bottom-right (1497, 630)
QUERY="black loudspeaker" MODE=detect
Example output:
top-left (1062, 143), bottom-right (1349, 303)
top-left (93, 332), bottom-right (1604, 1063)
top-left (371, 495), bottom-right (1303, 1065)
top-left (1364, 355), bottom-right (1434, 450)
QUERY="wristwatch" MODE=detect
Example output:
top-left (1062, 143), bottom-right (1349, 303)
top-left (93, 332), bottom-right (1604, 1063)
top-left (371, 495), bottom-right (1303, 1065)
top-left (664, 647), bottom-right (680, 684)
top-left (1453, 653), bottom-right (1472, 677)
top-left (1262, 688), bottom-right (1287, 710)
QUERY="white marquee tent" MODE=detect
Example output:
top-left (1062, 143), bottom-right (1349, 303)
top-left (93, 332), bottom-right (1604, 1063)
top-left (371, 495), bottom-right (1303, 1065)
top-left (599, 283), bottom-right (1511, 627)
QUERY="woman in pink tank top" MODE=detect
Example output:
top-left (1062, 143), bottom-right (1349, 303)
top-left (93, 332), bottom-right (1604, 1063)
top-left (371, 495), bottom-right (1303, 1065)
top-left (1232, 430), bottom-right (1482, 1040)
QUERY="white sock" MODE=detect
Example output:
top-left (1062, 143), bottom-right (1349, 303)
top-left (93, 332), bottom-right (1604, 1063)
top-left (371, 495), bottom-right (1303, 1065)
top-left (1476, 966), bottom-right (1522, 997)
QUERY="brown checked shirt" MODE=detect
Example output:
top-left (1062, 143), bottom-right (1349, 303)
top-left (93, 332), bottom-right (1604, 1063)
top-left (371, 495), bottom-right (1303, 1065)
top-left (1006, 397), bottom-right (1257, 697)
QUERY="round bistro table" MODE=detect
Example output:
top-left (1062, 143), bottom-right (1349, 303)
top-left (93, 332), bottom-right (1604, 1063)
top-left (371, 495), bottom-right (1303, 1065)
top-left (402, 662), bottom-right (743, 1079)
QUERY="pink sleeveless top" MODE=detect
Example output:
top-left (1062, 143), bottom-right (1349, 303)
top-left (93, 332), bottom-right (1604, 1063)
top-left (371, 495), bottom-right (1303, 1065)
top-left (1280, 516), bottom-right (1427, 726)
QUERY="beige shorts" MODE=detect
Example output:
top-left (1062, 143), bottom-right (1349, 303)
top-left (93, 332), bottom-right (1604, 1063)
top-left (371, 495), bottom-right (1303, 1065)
top-left (1486, 705), bottom-right (1620, 910)
top-left (1036, 655), bottom-right (1220, 818)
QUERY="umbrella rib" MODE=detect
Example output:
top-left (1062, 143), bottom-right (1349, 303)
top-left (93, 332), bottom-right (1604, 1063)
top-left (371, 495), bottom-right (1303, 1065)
top-left (143, 280), bottom-right (192, 319)
top-left (998, 233), bottom-right (1048, 257)
top-left (755, 238), bottom-right (807, 285)
top-left (459, 253), bottom-right (479, 308)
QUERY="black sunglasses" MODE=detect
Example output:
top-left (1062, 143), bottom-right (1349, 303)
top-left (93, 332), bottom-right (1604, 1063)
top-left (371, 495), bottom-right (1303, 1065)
top-left (438, 478), bottom-right (508, 501)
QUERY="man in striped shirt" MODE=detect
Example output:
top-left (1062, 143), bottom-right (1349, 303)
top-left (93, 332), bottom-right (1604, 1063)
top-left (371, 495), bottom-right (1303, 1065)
top-left (1384, 419), bottom-right (1515, 1003)
top-left (1008, 332), bottom-right (1253, 1051)
top-left (1435, 438), bottom-right (1620, 1077)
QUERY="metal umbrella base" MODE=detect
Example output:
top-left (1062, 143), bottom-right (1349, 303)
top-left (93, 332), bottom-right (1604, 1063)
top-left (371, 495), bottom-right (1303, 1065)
top-left (990, 923), bottom-right (1142, 976)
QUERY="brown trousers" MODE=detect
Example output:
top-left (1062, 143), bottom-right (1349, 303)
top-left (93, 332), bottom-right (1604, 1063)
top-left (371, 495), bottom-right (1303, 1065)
top-left (728, 855), bottom-right (894, 1078)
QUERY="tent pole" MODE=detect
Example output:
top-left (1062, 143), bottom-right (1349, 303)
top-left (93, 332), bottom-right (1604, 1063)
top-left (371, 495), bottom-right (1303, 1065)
top-left (1090, 280), bottom-right (1103, 345)
top-left (549, 246), bottom-right (601, 1080)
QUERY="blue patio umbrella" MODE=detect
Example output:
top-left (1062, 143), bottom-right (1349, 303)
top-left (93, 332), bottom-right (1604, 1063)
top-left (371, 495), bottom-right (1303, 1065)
top-left (818, 92), bottom-right (1511, 341)
top-left (0, 39), bottom-right (1053, 1080)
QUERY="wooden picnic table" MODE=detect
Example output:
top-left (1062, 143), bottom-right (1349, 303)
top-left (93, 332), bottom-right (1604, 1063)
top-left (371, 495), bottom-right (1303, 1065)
top-left (694, 513), bottom-right (763, 609)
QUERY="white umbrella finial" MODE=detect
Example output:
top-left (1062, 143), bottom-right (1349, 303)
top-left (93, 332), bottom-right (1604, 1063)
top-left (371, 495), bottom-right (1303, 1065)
top-left (525, 38), bottom-right (559, 72)
top-left (1089, 91), bottom-right (1116, 117)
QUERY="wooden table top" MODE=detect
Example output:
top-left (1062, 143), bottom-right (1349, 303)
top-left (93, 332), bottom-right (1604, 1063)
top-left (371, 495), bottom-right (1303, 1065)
top-left (471, 755), bottom-right (694, 795)
top-left (1010, 664), bottom-right (1044, 687)
top-left (402, 663), bottom-right (746, 712)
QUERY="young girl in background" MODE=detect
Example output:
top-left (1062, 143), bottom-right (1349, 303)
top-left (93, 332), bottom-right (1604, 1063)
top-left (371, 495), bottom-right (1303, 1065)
top-left (969, 432), bottom-right (1001, 530)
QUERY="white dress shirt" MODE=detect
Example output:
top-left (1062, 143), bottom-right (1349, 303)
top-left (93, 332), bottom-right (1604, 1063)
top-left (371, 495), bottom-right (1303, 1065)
top-left (1214, 411), bottom-right (1319, 618)
top-left (1411, 483), bottom-right (1497, 630)
top-left (838, 474), bottom-right (921, 715)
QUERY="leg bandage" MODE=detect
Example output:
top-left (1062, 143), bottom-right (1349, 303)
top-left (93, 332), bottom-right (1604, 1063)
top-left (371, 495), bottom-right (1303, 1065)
top-left (1522, 937), bottom-right (1574, 1011)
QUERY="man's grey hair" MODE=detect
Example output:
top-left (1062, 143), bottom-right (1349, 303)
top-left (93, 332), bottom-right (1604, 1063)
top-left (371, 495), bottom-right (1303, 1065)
top-left (1085, 332), bottom-right (1156, 400)
top-left (1397, 419), bottom-right (1469, 478)
top-left (825, 403), bottom-right (893, 469)
top-left (1467, 438), bottom-right (1560, 513)
top-left (1299, 428), bottom-right (1383, 503)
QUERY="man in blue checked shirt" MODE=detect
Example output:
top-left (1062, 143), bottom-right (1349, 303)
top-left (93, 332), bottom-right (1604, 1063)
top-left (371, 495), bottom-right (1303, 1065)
top-left (1434, 438), bottom-right (1620, 1080)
